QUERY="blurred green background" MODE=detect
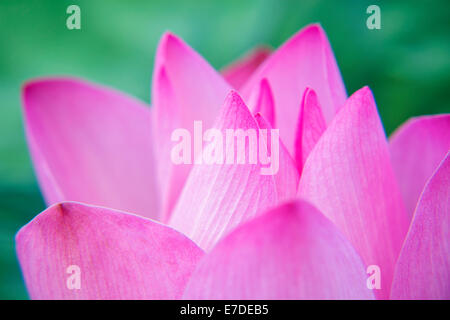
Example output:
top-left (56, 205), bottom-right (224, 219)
top-left (0, 0), bottom-right (449, 299)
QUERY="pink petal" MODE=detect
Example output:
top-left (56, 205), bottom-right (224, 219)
top-left (152, 32), bottom-right (231, 221)
top-left (247, 78), bottom-right (276, 128)
top-left (152, 67), bottom-right (191, 223)
top-left (23, 78), bottom-right (160, 220)
top-left (390, 152), bottom-right (450, 299)
top-left (389, 114), bottom-right (450, 219)
top-left (16, 202), bottom-right (203, 299)
top-left (221, 47), bottom-right (271, 90)
top-left (298, 87), bottom-right (409, 299)
top-left (169, 91), bottom-right (277, 252)
top-left (242, 24), bottom-right (347, 154)
top-left (183, 200), bottom-right (374, 299)
top-left (255, 113), bottom-right (299, 201)
top-left (295, 88), bottom-right (327, 172)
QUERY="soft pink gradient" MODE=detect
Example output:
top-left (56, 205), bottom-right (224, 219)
top-left (255, 113), bottom-right (299, 202)
top-left (389, 115), bottom-right (450, 219)
top-left (16, 202), bottom-right (203, 299)
top-left (152, 32), bottom-right (231, 222)
top-left (298, 87), bottom-right (410, 299)
top-left (183, 200), bottom-right (374, 300)
top-left (168, 92), bottom-right (278, 252)
top-left (221, 47), bottom-right (271, 90)
top-left (295, 87), bottom-right (327, 172)
top-left (241, 24), bottom-right (347, 154)
top-left (16, 24), bottom-right (449, 300)
top-left (390, 153), bottom-right (449, 299)
top-left (247, 78), bottom-right (276, 128)
top-left (22, 78), bottom-right (160, 219)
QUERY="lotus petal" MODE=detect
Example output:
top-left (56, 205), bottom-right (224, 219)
top-left (23, 78), bottom-right (160, 219)
top-left (16, 202), bottom-right (203, 299)
top-left (389, 114), bottom-right (450, 219)
top-left (391, 152), bottom-right (449, 299)
top-left (169, 92), bottom-right (277, 251)
top-left (152, 32), bottom-right (231, 220)
top-left (221, 47), bottom-right (271, 90)
top-left (298, 87), bottom-right (409, 299)
top-left (242, 24), bottom-right (347, 154)
top-left (183, 200), bottom-right (374, 299)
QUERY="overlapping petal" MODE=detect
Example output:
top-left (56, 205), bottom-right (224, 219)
top-left (295, 88), bottom-right (327, 171)
top-left (221, 47), bottom-right (271, 90)
top-left (169, 91), bottom-right (277, 252)
top-left (18, 24), bottom-right (446, 301)
top-left (152, 32), bottom-right (232, 221)
top-left (298, 87), bottom-right (409, 299)
top-left (255, 114), bottom-right (299, 201)
top-left (22, 78), bottom-right (160, 219)
top-left (389, 114), bottom-right (450, 219)
top-left (390, 152), bottom-right (449, 299)
top-left (15, 202), bottom-right (203, 299)
top-left (183, 200), bottom-right (374, 299)
top-left (242, 24), bottom-right (347, 154)
top-left (247, 78), bottom-right (276, 127)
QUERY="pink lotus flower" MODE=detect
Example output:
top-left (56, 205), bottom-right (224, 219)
top-left (16, 24), bottom-right (449, 300)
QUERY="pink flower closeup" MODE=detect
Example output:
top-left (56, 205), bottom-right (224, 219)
top-left (16, 24), bottom-right (449, 300)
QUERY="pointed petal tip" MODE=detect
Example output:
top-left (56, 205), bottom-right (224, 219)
top-left (155, 31), bottom-right (186, 65)
top-left (183, 199), bottom-right (374, 299)
top-left (346, 86), bottom-right (377, 114)
top-left (15, 201), bottom-right (63, 244)
top-left (159, 30), bottom-right (179, 46)
top-left (254, 112), bottom-right (263, 122)
top-left (303, 86), bottom-right (317, 101)
top-left (301, 87), bottom-right (320, 109)
top-left (251, 77), bottom-right (275, 126)
top-left (291, 23), bottom-right (326, 42)
top-left (270, 23), bottom-right (326, 54)
top-left (22, 77), bottom-right (77, 106)
top-left (253, 111), bottom-right (270, 129)
top-left (304, 22), bottom-right (323, 32)
top-left (352, 86), bottom-right (373, 99)
top-left (295, 86), bottom-right (326, 171)
top-left (241, 23), bottom-right (347, 153)
top-left (224, 89), bottom-right (244, 105)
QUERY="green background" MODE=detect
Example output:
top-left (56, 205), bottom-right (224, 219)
top-left (0, 0), bottom-right (449, 299)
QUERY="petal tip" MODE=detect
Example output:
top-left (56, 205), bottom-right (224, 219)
top-left (298, 23), bottom-right (326, 40)
top-left (349, 86), bottom-right (375, 107)
top-left (159, 30), bottom-right (178, 44)
top-left (157, 31), bottom-right (185, 55)
top-left (303, 86), bottom-right (317, 101)
top-left (224, 89), bottom-right (244, 104)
